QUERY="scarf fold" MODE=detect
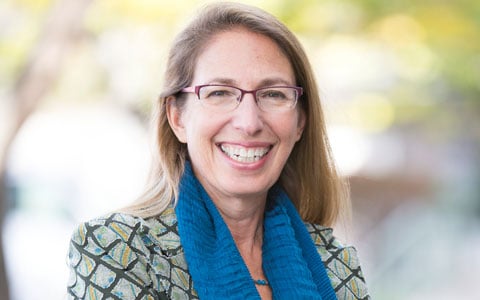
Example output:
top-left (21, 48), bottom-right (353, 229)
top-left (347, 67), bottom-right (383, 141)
top-left (175, 162), bottom-right (337, 299)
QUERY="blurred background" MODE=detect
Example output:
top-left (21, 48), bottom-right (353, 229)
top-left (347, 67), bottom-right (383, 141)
top-left (0, 0), bottom-right (479, 299)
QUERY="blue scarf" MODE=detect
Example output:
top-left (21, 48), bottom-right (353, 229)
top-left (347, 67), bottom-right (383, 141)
top-left (175, 162), bottom-right (337, 299)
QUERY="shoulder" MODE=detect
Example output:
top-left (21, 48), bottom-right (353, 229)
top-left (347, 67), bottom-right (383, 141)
top-left (70, 208), bottom-right (181, 256)
top-left (67, 209), bottom-right (194, 299)
top-left (305, 223), bottom-right (370, 300)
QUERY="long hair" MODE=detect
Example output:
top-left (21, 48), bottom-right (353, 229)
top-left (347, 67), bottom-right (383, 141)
top-left (122, 2), bottom-right (349, 227)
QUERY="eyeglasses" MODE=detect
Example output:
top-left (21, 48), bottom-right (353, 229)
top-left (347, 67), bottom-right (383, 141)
top-left (181, 84), bottom-right (303, 112)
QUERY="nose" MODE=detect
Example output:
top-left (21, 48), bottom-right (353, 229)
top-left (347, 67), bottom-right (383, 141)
top-left (231, 93), bottom-right (264, 136)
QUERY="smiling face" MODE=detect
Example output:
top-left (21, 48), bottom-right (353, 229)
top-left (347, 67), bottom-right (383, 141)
top-left (167, 28), bottom-right (305, 204)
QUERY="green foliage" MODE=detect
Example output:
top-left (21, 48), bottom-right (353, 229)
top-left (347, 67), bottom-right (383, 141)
top-left (1, 0), bottom-right (478, 134)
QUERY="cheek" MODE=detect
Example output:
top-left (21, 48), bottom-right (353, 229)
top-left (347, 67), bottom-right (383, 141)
top-left (278, 113), bottom-right (304, 142)
top-left (182, 108), bottom-right (224, 147)
top-left (295, 110), bottom-right (306, 140)
top-left (180, 102), bottom-right (203, 142)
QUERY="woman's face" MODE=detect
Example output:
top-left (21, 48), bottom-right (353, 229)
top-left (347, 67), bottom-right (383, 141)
top-left (168, 28), bottom-right (305, 203)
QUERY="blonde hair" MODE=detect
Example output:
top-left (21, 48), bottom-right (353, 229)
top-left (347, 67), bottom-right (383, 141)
top-left (122, 2), bottom-right (349, 227)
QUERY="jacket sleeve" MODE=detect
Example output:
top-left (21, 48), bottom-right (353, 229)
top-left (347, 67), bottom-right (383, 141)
top-left (307, 223), bottom-right (370, 300)
top-left (66, 215), bottom-right (164, 300)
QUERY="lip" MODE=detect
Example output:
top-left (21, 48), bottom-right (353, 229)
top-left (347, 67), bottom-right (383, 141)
top-left (217, 142), bottom-right (272, 167)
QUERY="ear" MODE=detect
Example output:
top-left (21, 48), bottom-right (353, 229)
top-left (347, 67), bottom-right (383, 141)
top-left (295, 109), bottom-right (306, 141)
top-left (166, 96), bottom-right (187, 143)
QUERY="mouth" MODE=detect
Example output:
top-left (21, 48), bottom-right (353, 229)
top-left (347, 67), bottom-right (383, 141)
top-left (219, 144), bottom-right (271, 163)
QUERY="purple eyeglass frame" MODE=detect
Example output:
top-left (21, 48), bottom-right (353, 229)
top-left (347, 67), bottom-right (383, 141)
top-left (181, 84), bottom-right (303, 104)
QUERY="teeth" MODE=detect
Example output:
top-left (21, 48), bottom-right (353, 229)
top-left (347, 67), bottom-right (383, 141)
top-left (220, 144), bottom-right (270, 163)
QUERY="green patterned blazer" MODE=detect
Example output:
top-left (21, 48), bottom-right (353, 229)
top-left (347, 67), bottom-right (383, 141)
top-left (67, 208), bottom-right (370, 299)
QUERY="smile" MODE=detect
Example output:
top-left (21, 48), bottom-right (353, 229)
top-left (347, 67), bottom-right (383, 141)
top-left (220, 144), bottom-right (271, 163)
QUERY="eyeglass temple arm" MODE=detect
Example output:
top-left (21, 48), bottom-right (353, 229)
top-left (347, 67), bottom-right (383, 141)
top-left (181, 87), bottom-right (195, 93)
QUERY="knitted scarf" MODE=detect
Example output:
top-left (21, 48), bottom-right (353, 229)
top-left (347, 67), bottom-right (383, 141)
top-left (175, 162), bottom-right (337, 299)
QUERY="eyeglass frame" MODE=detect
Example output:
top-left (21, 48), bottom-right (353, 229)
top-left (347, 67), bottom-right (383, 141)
top-left (180, 84), bottom-right (303, 111)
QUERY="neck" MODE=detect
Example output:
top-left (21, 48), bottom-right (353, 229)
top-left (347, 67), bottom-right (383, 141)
top-left (213, 195), bottom-right (268, 295)
top-left (213, 195), bottom-right (266, 252)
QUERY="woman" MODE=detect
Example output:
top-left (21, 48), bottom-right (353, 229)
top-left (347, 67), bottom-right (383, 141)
top-left (67, 3), bottom-right (369, 299)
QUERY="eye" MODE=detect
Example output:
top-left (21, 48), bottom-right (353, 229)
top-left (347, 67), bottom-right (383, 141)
top-left (208, 90), bottom-right (228, 97)
top-left (260, 89), bottom-right (287, 100)
top-left (202, 87), bottom-right (237, 99)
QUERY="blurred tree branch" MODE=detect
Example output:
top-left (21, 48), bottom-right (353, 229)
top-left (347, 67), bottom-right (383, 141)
top-left (0, 0), bottom-right (93, 298)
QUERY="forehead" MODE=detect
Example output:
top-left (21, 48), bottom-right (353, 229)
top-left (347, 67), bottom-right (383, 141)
top-left (192, 28), bottom-right (295, 86)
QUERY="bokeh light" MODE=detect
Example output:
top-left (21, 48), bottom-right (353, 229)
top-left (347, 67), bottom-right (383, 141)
top-left (1, 0), bottom-right (479, 299)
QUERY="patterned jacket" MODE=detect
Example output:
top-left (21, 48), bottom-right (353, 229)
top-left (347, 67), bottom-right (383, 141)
top-left (67, 208), bottom-right (370, 299)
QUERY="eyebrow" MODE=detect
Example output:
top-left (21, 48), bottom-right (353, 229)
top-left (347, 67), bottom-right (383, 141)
top-left (206, 77), bottom-right (295, 87)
